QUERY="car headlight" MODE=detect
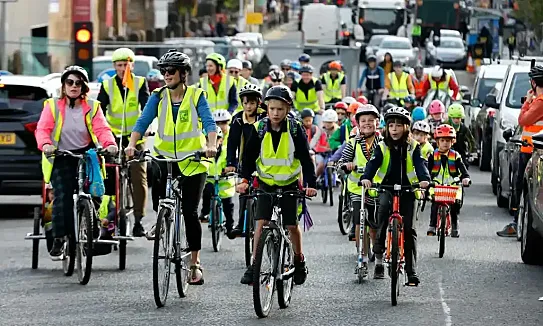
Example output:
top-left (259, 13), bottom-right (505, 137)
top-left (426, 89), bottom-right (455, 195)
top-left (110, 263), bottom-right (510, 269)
top-left (355, 42), bottom-right (362, 47)
top-left (500, 118), bottom-right (515, 130)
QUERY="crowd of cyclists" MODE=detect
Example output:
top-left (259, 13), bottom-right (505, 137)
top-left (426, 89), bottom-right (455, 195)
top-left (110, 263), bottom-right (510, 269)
top-left (35, 46), bottom-right (477, 299)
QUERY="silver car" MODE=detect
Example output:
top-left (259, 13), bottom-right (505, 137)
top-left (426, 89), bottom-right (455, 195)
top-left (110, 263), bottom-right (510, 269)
top-left (375, 36), bottom-right (418, 67)
top-left (426, 36), bottom-right (467, 69)
top-left (365, 34), bottom-right (387, 59)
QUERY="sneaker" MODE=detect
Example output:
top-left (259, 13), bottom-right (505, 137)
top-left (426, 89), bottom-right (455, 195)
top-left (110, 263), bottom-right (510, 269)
top-left (240, 265), bottom-right (254, 285)
top-left (145, 224), bottom-right (156, 240)
top-left (293, 254), bottom-right (308, 285)
top-left (230, 225), bottom-right (243, 238)
top-left (451, 224), bottom-right (459, 238)
top-left (132, 222), bottom-right (145, 237)
top-left (497, 222), bottom-right (517, 237)
top-left (374, 264), bottom-right (385, 279)
top-left (188, 264), bottom-right (204, 285)
top-left (49, 238), bottom-right (64, 261)
top-left (406, 272), bottom-right (420, 286)
top-left (369, 252), bottom-right (375, 263)
top-left (427, 226), bottom-right (436, 236)
top-left (356, 262), bottom-right (368, 278)
top-left (199, 214), bottom-right (209, 223)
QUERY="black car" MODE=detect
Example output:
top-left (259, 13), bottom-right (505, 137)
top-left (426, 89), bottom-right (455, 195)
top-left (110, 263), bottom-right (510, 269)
top-left (497, 126), bottom-right (522, 214)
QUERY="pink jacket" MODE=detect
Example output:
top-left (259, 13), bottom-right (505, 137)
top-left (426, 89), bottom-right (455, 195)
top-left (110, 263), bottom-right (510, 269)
top-left (36, 97), bottom-right (116, 151)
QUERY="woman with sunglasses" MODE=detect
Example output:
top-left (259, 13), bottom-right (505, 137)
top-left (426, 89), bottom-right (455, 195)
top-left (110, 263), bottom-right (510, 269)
top-left (36, 65), bottom-right (118, 259)
top-left (125, 49), bottom-right (218, 285)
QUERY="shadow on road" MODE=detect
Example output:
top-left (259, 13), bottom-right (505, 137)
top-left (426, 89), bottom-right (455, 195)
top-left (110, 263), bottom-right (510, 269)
top-left (0, 204), bottom-right (40, 219)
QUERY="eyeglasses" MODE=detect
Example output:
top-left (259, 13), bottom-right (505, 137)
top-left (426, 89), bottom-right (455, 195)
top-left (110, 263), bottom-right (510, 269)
top-left (229, 70), bottom-right (240, 75)
top-left (65, 79), bottom-right (83, 87)
top-left (160, 67), bottom-right (178, 76)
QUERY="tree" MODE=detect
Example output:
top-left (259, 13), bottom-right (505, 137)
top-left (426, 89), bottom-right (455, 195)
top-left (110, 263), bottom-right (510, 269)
top-left (515, 0), bottom-right (543, 36)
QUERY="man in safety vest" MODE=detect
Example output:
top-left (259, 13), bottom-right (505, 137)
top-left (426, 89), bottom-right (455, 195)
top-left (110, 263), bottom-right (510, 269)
top-left (126, 49), bottom-right (218, 285)
top-left (292, 65), bottom-right (325, 123)
top-left (498, 65), bottom-right (543, 237)
top-left (411, 18), bottom-right (422, 48)
top-left (199, 53), bottom-right (238, 113)
top-left (236, 85), bottom-right (317, 286)
top-left (227, 59), bottom-right (249, 113)
top-left (411, 63), bottom-right (427, 100)
top-left (97, 47), bottom-right (150, 237)
top-left (321, 61), bottom-right (347, 103)
top-left (385, 61), bottom-right (414, 103)
top-left (421, 65), bottom-right (459, 100)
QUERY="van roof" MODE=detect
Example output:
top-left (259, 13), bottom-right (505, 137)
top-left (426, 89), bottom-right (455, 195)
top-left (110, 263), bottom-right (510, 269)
top-left (479, 65), bottom-right (509, 79)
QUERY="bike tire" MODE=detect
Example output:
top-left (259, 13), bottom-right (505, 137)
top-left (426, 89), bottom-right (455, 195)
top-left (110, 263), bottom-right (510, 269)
top-left (253, 228), bottom-right (276, 318)
top-left (391, 218), bottom-right (400, 306)
top-left (118, 172), bottom-right (129, 271)
top-left (439, 206), bottom-right (446, 258)
top-left (337, 191), bottom-right (346, 234)
top-left (321, 182), bottom-right (328, 204)
top-left (63, 233), bottom-right (76, 277)
top-left (153, 208), bottom-right (172, 308)
top-left (277, 241), bottom-right (294, 309)
top-left (77, 198), bottom-right (94, 285)
top-left (244, 198), bottom-right (255, 268)
top-left (175, 204), bottom-right (190, 298)
top-left (327, 167), bottom-right (334, 207)
top-left (211, 199), bottom-right (222, 252)
top-left (32, 214), bottom-right (40, 270)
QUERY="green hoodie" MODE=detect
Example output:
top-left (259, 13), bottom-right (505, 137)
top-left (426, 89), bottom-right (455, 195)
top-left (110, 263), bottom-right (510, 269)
top-left (329, 118), bottom-right (353, 150)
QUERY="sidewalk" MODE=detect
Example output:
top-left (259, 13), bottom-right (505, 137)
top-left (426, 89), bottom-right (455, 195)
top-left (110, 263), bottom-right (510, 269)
top-left (262, 10), bottom-right (298, 40)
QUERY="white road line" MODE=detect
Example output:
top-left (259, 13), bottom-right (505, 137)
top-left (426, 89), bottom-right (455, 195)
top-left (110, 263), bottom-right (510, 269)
top-left (438, 279), bottom-right (452, 326)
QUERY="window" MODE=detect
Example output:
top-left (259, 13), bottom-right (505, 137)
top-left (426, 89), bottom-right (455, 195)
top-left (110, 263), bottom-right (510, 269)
top-left (476, 78), bottom-right (500, 102)
top-left (506, 72), bottom-right (530, 109)
top-left (0, 85), bottom-right (48, 112)
top-left (380, 39), bottom-right (411, 49)
top-left (360, 9), bottom-right (397, 25)
top-left (438, 39), bottom-right (464, 49)
top-left (368, 35), bottom-right (386, 47)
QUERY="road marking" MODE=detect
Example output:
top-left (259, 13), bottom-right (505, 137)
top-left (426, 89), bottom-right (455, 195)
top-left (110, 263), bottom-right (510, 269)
top-left (439, 279), bottom-right (452, 326)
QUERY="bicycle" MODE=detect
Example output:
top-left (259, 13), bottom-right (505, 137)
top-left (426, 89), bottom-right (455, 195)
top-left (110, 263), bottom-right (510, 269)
top-left (320, 151), bottom-right (336, 206)
top-left (207, 168), bottom-right (237, 252)
top-left (336, 167), bottom-right (352, 235)
top-left (241, 177), bottom-right (258, 267)
top-left (244, 189), bottom-right (311, 318)
top-left (129, 150), bottom-right (208, 308)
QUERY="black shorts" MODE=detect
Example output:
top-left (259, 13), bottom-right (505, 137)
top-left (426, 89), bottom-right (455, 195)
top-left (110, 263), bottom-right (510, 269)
top-left (254, 181), bottom-right (299, 226)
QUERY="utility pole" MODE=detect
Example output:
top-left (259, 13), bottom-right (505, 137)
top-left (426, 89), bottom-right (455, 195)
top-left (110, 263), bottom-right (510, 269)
top-left (0, 0), bottom-right (17, 70)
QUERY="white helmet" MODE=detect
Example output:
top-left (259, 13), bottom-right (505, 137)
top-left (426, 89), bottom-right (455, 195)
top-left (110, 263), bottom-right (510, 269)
top-left (269, 70), bottom-right (285, 81)
top-left (412, 120), bottom-right (431, 134)
top-left (342, 96), bottom-right (356, 106)
top-left (239, 83), bottom-right (262, 97)
top-left (226, 59), bottom-right (243, 70)
top-left (322, 109), bottom-right (338, 123)
top-left (355, 104), bottom-right (380, 121)
top-left (431, 65), bottom-right (443, 79)
top-left (212, 109), bottom-right (232, 123)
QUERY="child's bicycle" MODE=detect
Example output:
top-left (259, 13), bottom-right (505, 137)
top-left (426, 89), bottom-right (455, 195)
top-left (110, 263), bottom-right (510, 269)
top-left (207, 168), bottom-right (237, 252)
top-left (337, 166), bottom-right (353, 235)
top-left (320, 151), bottom-right (337, 206)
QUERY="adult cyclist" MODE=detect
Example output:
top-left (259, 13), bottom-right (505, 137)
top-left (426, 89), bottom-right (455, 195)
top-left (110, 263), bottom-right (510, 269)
top-left (358, 55), bottom-right (385, 107)
top-left (322, 61), bottom-right (347, 103)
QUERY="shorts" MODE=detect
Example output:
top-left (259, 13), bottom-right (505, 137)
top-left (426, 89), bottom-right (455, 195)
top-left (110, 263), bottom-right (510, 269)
top-left (315, 153), bottom-right (325, 165)
top-left (255, 180), bottom-right (299, 226)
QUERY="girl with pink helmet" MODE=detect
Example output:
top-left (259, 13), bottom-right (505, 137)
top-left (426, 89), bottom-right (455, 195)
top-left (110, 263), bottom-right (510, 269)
top-left (427, 99), bottom-right (447, 134)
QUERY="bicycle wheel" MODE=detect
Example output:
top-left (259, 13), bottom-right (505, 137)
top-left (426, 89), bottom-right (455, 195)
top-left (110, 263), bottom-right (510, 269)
top-left (175, 204), bottom-right (190, 298)
top-left (244, 198), bottom-right (255, 268)
top-left (277, 240), bottom-right (294, 309)
top-left (341, 195), bottom-right (353, 235)
top-left (321, 178), bottom-right (328, 204)
top-left (76, 198), bottom-right (94, 285)
top-left (153, 207), bottom-right (173, 308)
top-left (118, 210), bottom-right (127, 270)
top-left (31, 214), bottom-right (40, 270)
top-left (63, 234), bottom-right (76, 276)
top-left (327, 167), bottom-right (334, 207)
top-left (438, 206), bottom-right (446, 258)
top-left (253, 228), bottom-right (277, 318)
top-left (211, 199), bottom-right (222, 252)
top-left (390, 218), bottom-right (400, 306)
top-left (337, 182), bottom-right (347, 234)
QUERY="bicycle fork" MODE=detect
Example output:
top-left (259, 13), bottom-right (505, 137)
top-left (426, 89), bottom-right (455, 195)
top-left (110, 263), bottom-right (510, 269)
top-left (385, 217), bottom-right (405, 275)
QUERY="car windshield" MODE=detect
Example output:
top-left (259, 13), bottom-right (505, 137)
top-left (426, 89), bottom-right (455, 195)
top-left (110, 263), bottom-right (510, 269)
top-left (506, 72), bottom-right (530, 109)
top-left (369, 35), bottom-right (386, 47)
top-left (361, 9), bottom-right (397, 25)
top-left (0, 85), bottom-right (48, 111)
top-left (439, 39), bottom-right (464, 49)
top-left (380, 40), bottom-right (411, 49)
top-left (92, 60), bottom-right (150, 81)
top-left (476, 78), bottom-right (501, 102)
top-left (214, 40), bottom-right (229, 57)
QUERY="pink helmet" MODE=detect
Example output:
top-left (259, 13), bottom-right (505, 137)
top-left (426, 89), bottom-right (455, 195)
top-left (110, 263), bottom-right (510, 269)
top-left (429, 100), bottom-right (445, 114)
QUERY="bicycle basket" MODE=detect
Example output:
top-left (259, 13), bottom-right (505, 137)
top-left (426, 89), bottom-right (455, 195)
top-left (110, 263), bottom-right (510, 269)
top-left (433, 185), bottom-right (458, 204)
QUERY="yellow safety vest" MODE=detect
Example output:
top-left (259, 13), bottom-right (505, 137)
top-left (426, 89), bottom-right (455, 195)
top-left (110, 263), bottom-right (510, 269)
top-left (294, 77), bottom-right (320, 112)
top-left (102, 74), bottom-right (145, 136)
top-left (346, 138), bottom-right (379, 198)
top-left (429, 74), bottom-right (451, 91)
top-left (153, 86), bottom-right (210, 176)
top-left (373, 139), bottom-right (419, 185)
top-left (323, 72), bottom-right (344, 102)
top-left (420, 142), bottom-right (434, 160)
top-left (41, 98), bottom-right (101, 184)
top-left (388, 72), bottom-right (409, 99)
top-left (233, 76), bottom-right (249, 114)
top-left (254, 120), bottom-right (302, 186)
top-left (429, 150), bottom-right (463, 200)
top-left (199, 73), bottom-right (234, 112)
top-left (207, 133), bottom-right (235, 198)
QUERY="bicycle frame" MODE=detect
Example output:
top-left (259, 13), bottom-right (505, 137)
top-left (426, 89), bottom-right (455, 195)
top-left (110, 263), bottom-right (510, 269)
top-left (436, 203), bottom-right (452, 237)
top-left (105, 155), bottom-right (134, 241)
top-left (385, 191), bottom-right (405, 267)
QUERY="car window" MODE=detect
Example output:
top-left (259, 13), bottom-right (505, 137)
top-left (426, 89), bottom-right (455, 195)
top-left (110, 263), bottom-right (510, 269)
top-left (439, 39), bottom-right (464, 49)
top-left (214, 40), bottom-right (229, 57)
top-left (380, 40), bottom-right (411, 49)
top-left (0, 85), bottom-right (48, 111)
top-left (476, 78), bottom-right (501, 102)
top-left (506, 72), bottom-right (530, 109)
top-left (368, 35), bottom-right (386, 47)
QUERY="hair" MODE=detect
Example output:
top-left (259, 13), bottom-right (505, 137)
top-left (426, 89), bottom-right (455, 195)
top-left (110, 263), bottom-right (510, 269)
top-left (241, 93), bottom-right (261, 103)
top-left (60, 72), bottom-right (88, 100)
top-left (383, 118), bottom-right (411, 147)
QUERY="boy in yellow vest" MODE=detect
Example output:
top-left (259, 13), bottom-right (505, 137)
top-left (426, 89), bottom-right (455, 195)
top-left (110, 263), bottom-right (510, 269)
top-left (411, 121), bottom-right (434, 161)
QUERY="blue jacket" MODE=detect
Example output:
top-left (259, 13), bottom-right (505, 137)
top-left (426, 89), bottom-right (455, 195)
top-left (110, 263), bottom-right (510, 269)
top-left (358, 66), bottom-right (385, 90)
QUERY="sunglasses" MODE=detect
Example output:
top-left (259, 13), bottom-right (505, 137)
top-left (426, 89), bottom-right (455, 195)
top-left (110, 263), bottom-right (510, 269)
top-left (160, 67), bottom-right (178, 75)
top-left (229, 70), bottom-right (240, 75)
top-left (65, 79), bottom-right (83, 87)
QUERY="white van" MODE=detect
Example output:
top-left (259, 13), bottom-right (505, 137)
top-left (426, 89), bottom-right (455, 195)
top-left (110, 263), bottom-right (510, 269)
top-left (302, 4), bottom-right (341, 54)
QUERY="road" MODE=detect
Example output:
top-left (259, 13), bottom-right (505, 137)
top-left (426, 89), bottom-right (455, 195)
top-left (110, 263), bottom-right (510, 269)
top-left (2, 32), bottom-right (543, 325)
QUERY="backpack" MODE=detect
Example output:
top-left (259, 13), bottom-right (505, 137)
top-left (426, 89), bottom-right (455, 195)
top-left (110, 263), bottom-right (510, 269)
top-left (256, 117), bottom-right (299, 140)
top-left (86, 149), bottom-right (105, 197)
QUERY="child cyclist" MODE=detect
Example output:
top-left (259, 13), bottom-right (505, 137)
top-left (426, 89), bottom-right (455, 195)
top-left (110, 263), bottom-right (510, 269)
top-left (427, 124), bottom-right (471, 238)
top-left (412, 120), bottom-right (434, 160)
top-left (447, 103), bottom-right (475, 168)
top-left (225, 83), bottom-right (267, 236)
top-left (427, 100), bottom-right (447, 135)
top-left (361, 107), bottom-right (430, 284)
top-left (300, 108), bottom-right (330, 180)
top-left (411, 106), bottom-right (427, 123)
top-left (337, 105), bottom-right (382, 273)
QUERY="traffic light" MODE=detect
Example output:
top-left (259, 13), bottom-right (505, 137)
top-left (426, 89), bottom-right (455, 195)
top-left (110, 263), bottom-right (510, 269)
top-left (73, 22), bottom-right (93, 78)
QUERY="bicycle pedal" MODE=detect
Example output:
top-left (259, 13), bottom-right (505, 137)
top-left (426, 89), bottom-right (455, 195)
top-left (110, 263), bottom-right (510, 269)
top-left (405, 281), bottom-right (419, 287)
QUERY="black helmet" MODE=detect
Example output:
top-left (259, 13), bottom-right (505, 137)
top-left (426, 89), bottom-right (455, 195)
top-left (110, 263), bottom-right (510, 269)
top-left (158, 49), bottom-right (191, 70)
top-left (264, 85), bottom-right (294, 105)
top-left (529, 65), bottom-right (543, 81)
top-left (393, 61), bottom-right (403, 67)
top-left (367, 55), bottom-right (377, 62)
top-left (383, 103), bottom-right (397, 112)
top-left (299, 65), bottom-right (313, 74)
top-left (300, 108), bottom-right (315, 119)
top-left (242, 60), bottom-right (252, 69)
top-left (384, 107), bottom-right (411, 124)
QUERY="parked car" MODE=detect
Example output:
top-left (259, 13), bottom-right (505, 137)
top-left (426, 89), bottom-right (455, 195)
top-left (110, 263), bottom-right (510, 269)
top-left (375, 36), bottom-right (418, 67)
top-left (497, 126), bottom-right (522, 213)
top-left (0, 74), bottom-right (61, 195)
top-left (92, 55), bottom-right (158, 82)
top-left (472, 82), bottom-right (502, 171)
top-left (426, 37), bottom-right (467, 69)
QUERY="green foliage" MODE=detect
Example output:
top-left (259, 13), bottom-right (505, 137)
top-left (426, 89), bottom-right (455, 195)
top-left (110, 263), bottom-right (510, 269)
top-left (515, 0), bottom-right (543, 30)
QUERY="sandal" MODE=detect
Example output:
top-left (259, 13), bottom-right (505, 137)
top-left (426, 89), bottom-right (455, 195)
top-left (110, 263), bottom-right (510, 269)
top-left (188, 264), bottom-right (204, 285)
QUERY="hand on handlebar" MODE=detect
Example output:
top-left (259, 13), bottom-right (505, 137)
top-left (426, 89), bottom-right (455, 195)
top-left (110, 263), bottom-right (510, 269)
top-left (236, 182), bottom-right (249, 194)
top-left (462, 178), bottom-right (471, 187)
top-left (360, 179), bottom-right (372, 188)
top-left (124, 145), bottom-right (137, 157)
top-left (43, 144), bottom-right (55, 156)
top-left (205, 145), bottom-right (217, 159)
top-left (305, 187), bottom-right (317, 197)
top-left (344, 162), bottom-right (355, 172)
top-left (419, 181), bottom-right (429, 189)
top-left (106, 145), bottom-right (118, 155)
top-left (224, 166), bottom-right (236, 173)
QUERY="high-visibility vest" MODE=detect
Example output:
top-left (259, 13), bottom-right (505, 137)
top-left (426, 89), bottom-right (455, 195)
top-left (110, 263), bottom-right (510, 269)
top-left (346, 137), bottom-right (378, 198)
top-left (206, 133), bottom-right (235, 198)
top-left (412, 25), bottom-right (422, 37)
top-left (294, 77), bottom-right (320, 112)
top-left (233, 76), bottom-right (249, 114)
top-left (323, 72), bottom-right (344, 102)
top-left (153, 86), bottom-right (210, 176)
top-left (412, 74), bottom-right (427, 98)
top-left (373, 139), bottom-right (419, 185)
top-left (420, 141), bottom-right (434, 160)
top-left (388, 72), bottom-right (409, 99)
top-left (254, 120), bottom-right (301, 186)
top-left (41, 98), bottom-right (101, 184)
top-left (200, 73), bottom-right (234, 112)
top-left (102, 75), bottom-right (145, 136)
top-left (428, 149), bottom-right (463, 200)
top-left (429, 74), bottom-right (451, 92)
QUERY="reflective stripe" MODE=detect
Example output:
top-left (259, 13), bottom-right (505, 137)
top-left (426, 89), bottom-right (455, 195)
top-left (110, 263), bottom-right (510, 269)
top-left (374, 140), bottom-right (418, 185)
top-left (308, 126), bottom-right (322, 149)
top-left (256, 164), bottom-right (302, 181)
top-left (429, 75), bottom-right (450, 91)
top-left (201, 75), bottom-right (231, 108)
top-left (389, 72), bottom-right (409, 98)
top-left (105, 75), bottom-right (143, 134)
top-left (323, 72), bottom-right (343, 100)
top-left (156, 90), bottom-right (202, 142)
top-left (153, 146), bottom-right (199, 158)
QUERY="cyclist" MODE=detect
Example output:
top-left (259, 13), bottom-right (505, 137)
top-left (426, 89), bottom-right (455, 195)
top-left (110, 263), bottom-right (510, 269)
top-left (360, 107), bottom-right (430, 283)
top-left (291, 61), bottom-right (301, 73)
top-left (333, 101), bottom-right (348, 125)
top-left (262, 70), bottom-right (285, 102)
top-left (285, 71), bottom-right (299, 89)
top-left (385, 61), bottom-right (414, 105)
top-left (322, 61), bottom-right (347, 103)
top-left (412, 121), bottom-right (434, 161)
top-left (261, 65), bottom-right (280, 89)
top-left (36, 65), bottom-right (118, 259)
top-left (125, 50), bottom-right (217, 285)
top-left (227, 59), bottom-right (249, 113)
top-left (200, 53), bottom-right (238, 113)
top-left (411, 63), bottom-right (427, 100)
top-left (427, 124), bottom-right (470, 238)
top-left (240, 60), bottom-right (259, 85)
top-left (428, 99), bottom-right (447, 135)
top-left (422, 66), bottom-right (459, 100)
top-left (97, 47), bottom-right (150, 236)
top-left (411, 106), bottom-right (427, 123)
top-left (298, 53), bottom-right (311, 67)
top-left (237, 85), bottom-right (317, 285)
top-left (403, 94), bottom-right (416, 112)
top-left (292, 65), bottom-right (325, 122)
top-left (447, 103), bottom-right (475, 168)
top-left (280, 59), bottom-right (291, 73)
top-left (322, 109), bottom-right (340, 138)
top-left (225, 84), bottom-right (267, 236)
top-left (329, 101), bottom-right (359, 150)
top-left (301, 108), bottom-right (329, 182)
top-left (358, 55), bottom-right (385, 107)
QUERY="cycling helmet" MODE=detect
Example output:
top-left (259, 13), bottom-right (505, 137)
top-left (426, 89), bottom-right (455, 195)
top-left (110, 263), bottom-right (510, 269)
top-left (429, 100), bottom-right (446, 114)
top-left (286, 71), bottom-right (298, 80)
top-left (430, 65), bottom-right (444, 79)
top-left (384, 107), bottom-right (411, 124)
top-left (357, 95), bottom-right (368, 105)
top-left (269, 64), bottom-right (280, 73)
top-left (447, 103), bottom-right (465, 119)
top-left (393, 61), bottom-right (403, 68)
top-left (206, 53), bottom-right (226, 69)
top-left (239, 83), bottom-right (262, 98)
top-left (529, 65), bottom-right (543, 81)
top-left (291, 61), bottom-right (301, 71)
top-left (342, 96), bottom-right (356, 106)
top-left (434, 124), bottom-right (456, 139)
top-left (329, 61), bottom-right (342, 71)
top-left (348, 102), bottom-right (362, 114)
top-left (411, 106), bottom-right (426, 122)
top-left (269, 70), bottom-right (285, 81)
top-left (412, 121), bottom-right (431, 134)
top-left (298, 53), bottom-right (311, 62)
top-left (367, 55), bottom-right (377, 63)
top-left (355, 104), bottom-right (380, 121)
top-left (300, 108), bottom-right (315, 119)
top-left (226, 59), bottom-right (243, 70)
top-left (264, 85), bottom-right (294, 105)
top-left (322, 109), bottom-right (339, 122)
top-left (216, 128), bottom-right (224, 139)
top-left (158, 49), bottom-right (191, 70)
top-left (111, 48), bottom-right (135, 62)
top-left (334, 101), bottom-right (348, 111)
top-left (379, 115), bottom-right (386, 129)
top-left (404, 94), bottom-right (416, 104)
top-left (212, 109), bottom-right (232, 123)
top-left (242, 60), bottom-right (252, 69)
top-left (299, 65), bottom-right (313, 74)
top-left (61, 65), bottom-right (89, 84)
top-left (382, 102), bottom-right (397, 112)
top-left (280, 59), bottom-right (291, 68)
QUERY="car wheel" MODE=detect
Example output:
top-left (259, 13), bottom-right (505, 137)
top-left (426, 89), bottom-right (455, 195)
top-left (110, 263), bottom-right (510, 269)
top-left (516, 191), bottom-right (524, 242)
top-left (520, 191), bottom-right (543, 265)
top-left (496, 175), bottom-right (508, 208)
top-left (508, 169), bottom-right (517, 216)
top-left (491, 149), bottom-right (499, 195)
top-left (479, 134), bottom-right (491, 171)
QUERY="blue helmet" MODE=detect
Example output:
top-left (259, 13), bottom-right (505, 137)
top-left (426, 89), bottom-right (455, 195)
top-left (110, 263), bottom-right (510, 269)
top-left (298, 53), bottom-right (311, 63)
top-left (291, 61), bottom-right (301, 71)
top-left (404, 94), bottom-right (416, 104)
top-left (411, 106), bottom-right (427, 122)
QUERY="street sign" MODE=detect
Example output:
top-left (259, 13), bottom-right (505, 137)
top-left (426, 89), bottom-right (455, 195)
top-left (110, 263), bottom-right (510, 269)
top-left (246, 12), bottom-right (264, 25)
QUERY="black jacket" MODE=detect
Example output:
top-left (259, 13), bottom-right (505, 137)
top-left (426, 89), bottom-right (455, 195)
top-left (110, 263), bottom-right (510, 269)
top-left (226, 110), bottom-right (267, 169)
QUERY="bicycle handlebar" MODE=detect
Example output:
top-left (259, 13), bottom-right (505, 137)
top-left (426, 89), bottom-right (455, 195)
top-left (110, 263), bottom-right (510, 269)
top-left (127, 149), bottom-right (209, 165)
top-left (240, 189), bottom-right (313, 200)
top-left (52, 147), bottom-right (112, 159)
